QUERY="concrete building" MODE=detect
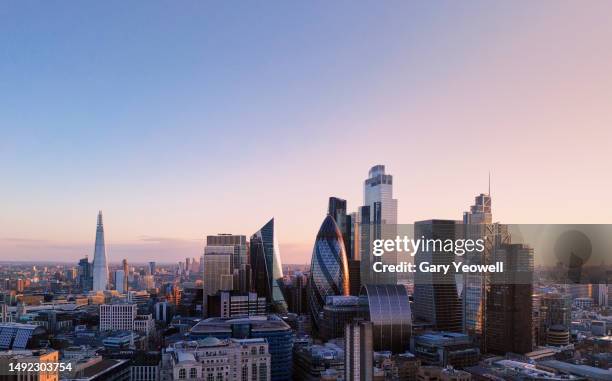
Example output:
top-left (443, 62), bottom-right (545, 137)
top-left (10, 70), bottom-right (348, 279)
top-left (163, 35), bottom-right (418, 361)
top-left (161, 337), bottom-right (270, 381)
top-left (99, 303), bottom-right (137, 331)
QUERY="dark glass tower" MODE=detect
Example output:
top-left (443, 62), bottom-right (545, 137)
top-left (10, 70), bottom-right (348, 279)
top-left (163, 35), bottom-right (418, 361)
top-left (250, 218), bottom-right (287, 313)
top-left (413, 219), bottom-right (463, 332)
top-left (308, 215), bottom-right (350, 332)
top-left (486, 243), bottom-right (534, 354)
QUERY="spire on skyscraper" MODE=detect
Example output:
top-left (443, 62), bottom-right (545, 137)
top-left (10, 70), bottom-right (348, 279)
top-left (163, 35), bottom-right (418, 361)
top-left (92, 210), bottom-right (109, 292)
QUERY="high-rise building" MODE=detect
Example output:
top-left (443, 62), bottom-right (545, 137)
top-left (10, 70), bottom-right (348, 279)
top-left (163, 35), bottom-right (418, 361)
top-left (99, 303), bottom-right (137, 331)
top-left (202, 245), bottom-right (234, 316)
top-left (92, 211), bottom-right (109, 292)
top-left (361, 284), bottom-right (412, 353)
top-left (122, 258), bottom-right (129, 293)
top-left (486, 244), bottom-right (534, 354)
top-left (78, 256), bottom-right (92, 291)
top-left (148, 261), bottom-right (156, 276)
top-left (593, 283), bottom-right (609, 306)
top-left (462, 192), bottom-right (492, 341)
top-left (114, 270), bottom-right (125, 293)
top-left (308, 215), bottom-right (350, 333)
top-left (413, 220), bottom-right (462, 333)
top-left (206, 234), bottom-right (250, 292)
top-left (250, 219), bottom-right (287, 313)
top-left (345, 320), bottom-right (373, 381)
top-left (360, 165), bottom-right (398, 285)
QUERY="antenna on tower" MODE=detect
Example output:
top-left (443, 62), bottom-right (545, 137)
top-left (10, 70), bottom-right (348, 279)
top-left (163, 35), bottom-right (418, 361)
top-left (488, 172), bottom-right (491, 196)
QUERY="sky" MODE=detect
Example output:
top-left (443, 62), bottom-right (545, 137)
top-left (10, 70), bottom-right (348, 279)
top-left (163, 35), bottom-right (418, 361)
top-left (1, 1), bottom-right (611, 264)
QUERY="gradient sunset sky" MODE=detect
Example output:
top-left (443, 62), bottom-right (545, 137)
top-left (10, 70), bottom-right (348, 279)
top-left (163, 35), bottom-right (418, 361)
top-left (1, 1), bottom-right (611, 264)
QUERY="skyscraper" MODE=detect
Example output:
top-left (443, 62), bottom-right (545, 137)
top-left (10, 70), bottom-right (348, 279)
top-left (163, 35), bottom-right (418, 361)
top-left (413, 219), bottom-right (462, 333)
top-left (250, 218), bottom-right (287, 313)
top-left (462, 191), bottom-right (512, 350)
top-left (92, 211), bottom-right (109, 292)
top-left (122, 258), bottom-right (129, 293)
top-left (486, 243), bottom-right (534, 354)
top-left (114, 270), bottom-right (126, 293)
top-left (78, 256), bottom-right (92, 291)
top-left (202, 242), bottom-right (234, 317)
top-left (206, 234), bottom-right (250, 292)
top-left (308, 215), bottom-right (350, 332)
top-left (360, 165), bottom-right (398, 285)
top-left (345, 320), bottom-right (373, 381)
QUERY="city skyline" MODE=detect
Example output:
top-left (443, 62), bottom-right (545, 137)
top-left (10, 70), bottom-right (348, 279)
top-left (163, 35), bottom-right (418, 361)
top-left (2, 2), bottom-right (612, 263)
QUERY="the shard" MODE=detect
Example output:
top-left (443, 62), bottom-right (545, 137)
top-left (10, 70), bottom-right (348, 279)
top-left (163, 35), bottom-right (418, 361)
top-left (92, 211), bottom-right (109, 291)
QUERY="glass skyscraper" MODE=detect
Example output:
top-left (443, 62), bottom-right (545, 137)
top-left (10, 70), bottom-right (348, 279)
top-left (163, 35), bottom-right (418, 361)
top-left (250, 219), bottom-right (287, 313)
top-left (308, 215), bottom-right (350, 332)
top-left (360, 165), bottom-right (398, 285)
top-left (413, 219), bottom-right (463, 333)
top-left (92, 211), bottom-right (109, 292)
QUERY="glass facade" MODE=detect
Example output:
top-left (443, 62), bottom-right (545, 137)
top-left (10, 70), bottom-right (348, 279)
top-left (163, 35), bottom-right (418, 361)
top-left (250, 219), bottom-right (287, 313)
top-left (360, 284), bottom-right (412, 353)
top-left (308, 215), bottom-right (350, 332)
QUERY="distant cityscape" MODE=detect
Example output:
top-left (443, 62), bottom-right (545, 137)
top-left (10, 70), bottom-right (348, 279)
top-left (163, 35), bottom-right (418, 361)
top-left (0, 165), bottom-right (610, 381)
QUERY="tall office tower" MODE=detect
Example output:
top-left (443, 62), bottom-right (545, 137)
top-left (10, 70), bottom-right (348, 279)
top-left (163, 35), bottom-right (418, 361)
top-left (593, 283), bottom-right (608, 306)
top-left (185, 257), bottom-right (190, 272)
top-left (486, 243), bottom-right (534, 354)
top-left (99, 303), bottom-right (137, 331)
top-left (202, 241), bottom-right (234, 317)
top-left (92, 211), bottom-right (109, 292)
top-left (114, 270), bottom-right (126, 293)
top-left (360, 165), bottom-right (398, 285)
top-left (608, 271), bottom-right (612, 307)
top-left (206, 234), bottom-right (249, 292)
top-left (122, 259), bottom-right (129, 293)
top-left (308, 215), bottom-right (350, 333)
top-left (413, 220), bottom-right (462, 333)
top-left (148, 261), bottom-right (156, 276)
top-left (250, 218), bottom-right (287, 313)
top-left (462, 190), bottom-right (511, 350)
top-left (345, 320), bottom-right (373, 381)
top-left (78, 256), bottom-right (93, 291)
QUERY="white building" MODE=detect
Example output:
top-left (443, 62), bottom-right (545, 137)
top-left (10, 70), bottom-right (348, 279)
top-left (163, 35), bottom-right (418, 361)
top-left (134, 314), bottom-right (155, 336)
top-left (99, 303), bottom-right (137, 331)
top-left (160, 337), bottom-right (270, 381)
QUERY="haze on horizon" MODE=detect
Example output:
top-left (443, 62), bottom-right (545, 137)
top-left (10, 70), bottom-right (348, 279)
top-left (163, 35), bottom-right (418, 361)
top-left (1, 1), bottom-right (611, 264)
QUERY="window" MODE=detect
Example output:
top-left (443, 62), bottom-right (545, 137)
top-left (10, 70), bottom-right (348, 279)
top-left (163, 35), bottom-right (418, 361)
top-left (259, 363), bottom-right (267, 381)
top-left (241, 365), bottom-right (248, 381)
top-left (251, 347), bottom-right (256, 355)
top-left (259, 346), bottom-right (265, 355)
top-left (190, 368), bottom-right (197, 379)
top-left (251, 364), bottom-right (257, 379)
top-left (179, 369), bottom-right (186, 379)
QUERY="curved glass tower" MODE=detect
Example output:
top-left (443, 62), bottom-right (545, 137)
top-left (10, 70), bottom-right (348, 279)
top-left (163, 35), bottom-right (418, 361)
top-left (250, 218), bottom-right (287, 313)
top-left (92, 211), bottom-right (109, 291)
top-left (360, 284), bottom-right (412, 353)
top-left (308, 215), bottom-right (350, 331)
